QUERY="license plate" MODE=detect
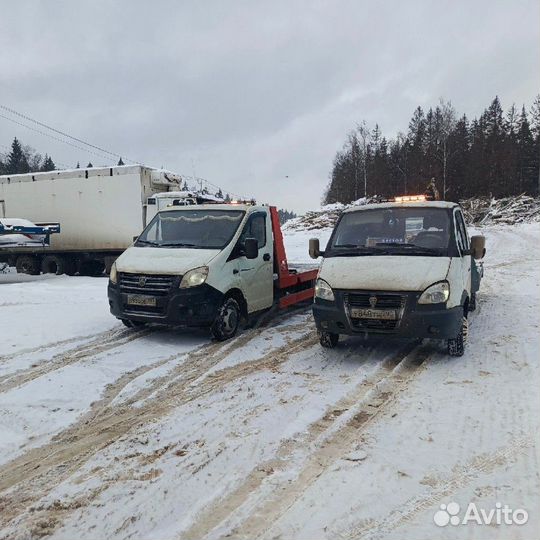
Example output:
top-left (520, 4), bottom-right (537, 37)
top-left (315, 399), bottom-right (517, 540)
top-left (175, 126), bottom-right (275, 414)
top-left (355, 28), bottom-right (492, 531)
top-left (350, 308), bottom-right (397, 320)
top-left (127, 295), bottom-right (157, 307)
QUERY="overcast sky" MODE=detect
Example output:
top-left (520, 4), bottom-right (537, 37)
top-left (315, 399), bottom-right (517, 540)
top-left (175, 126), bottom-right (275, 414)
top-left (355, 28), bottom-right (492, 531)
top-left (1, 0), bottom-right (538, 212)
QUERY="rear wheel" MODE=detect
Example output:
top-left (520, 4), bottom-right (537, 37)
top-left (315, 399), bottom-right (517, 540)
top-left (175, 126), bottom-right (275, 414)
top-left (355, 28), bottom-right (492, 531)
top-left (447, 315), bottom-right (468, 357)
top-left (41, 255), bottom-right (65, 275)
top-left (80, 260), bottom-right (105, 277)
top-left (15, 255), bottom-right (40, 275)
top-left (211, 297), bottom-right (241, 341)
top-left (319, 331), bottom-right (339, 348)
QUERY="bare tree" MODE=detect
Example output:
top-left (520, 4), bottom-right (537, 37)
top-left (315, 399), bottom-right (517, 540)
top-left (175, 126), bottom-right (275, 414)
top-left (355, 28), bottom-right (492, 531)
top-left (345, 131), bottom-right (361, 200)
top-left (436, 99), bottom-right (457, 199)
top-left (356, 120), bottom-right (371, 198)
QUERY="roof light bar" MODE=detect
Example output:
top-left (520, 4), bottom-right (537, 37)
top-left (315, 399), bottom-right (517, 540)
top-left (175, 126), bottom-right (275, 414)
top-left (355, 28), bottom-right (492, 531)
top-left (394, 195), bottom-right (426, 203)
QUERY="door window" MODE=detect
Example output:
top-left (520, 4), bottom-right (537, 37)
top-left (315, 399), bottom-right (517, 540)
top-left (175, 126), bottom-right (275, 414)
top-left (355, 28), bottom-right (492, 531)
top-left (239, 213), bottom-right (267, 248)
top-left (454, 210), bottom-right (469, 254)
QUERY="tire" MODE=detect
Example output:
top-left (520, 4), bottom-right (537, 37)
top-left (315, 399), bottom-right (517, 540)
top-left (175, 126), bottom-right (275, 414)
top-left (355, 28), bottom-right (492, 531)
top-left (447, 315), bottom-right (468, 357)
top-left (80, 260), bottom-right (105, 277)
top-left (319, 331), bottom-right (339, 348)
top-left (469, 292), bottom-right (477, 312)
top-left (41, 255), bottom-right (65, 275)
top-left (121, 319), bottom-right (146, 329)
top-left (15, 255), bottom-right (40, 275)
top-left (63, 257), bottom-right (78, 276)
top-left (211, 297), bottom-right (241, 341)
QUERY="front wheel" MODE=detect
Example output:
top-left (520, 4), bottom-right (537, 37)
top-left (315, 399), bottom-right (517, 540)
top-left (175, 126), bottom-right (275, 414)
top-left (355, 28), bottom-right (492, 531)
top-left (211, 297), bottom-right (241, 341)
top-left (447, 316), bottom-right (468, 357)
top-left (319, 331), bottom-right (339, 348)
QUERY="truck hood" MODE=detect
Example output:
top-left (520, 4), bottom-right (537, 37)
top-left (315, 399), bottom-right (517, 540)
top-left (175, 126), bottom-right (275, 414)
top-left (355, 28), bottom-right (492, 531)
top-left (115, 246), bottom-right (221, 275)
top-left (319, 256), bottom-right (451, 291)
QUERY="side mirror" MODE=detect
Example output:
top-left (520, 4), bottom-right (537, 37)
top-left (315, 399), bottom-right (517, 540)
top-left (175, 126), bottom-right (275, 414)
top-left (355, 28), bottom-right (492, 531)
top-left (244, 238), bottom-right (259, 259)
top-left (470, 235), bottom-right (486, 259)
top-left (309, 238), bottom-right (323, 259)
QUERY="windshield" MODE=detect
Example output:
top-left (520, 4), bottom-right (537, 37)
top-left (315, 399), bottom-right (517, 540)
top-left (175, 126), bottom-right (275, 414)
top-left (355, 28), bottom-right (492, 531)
top-left (136, 209), bottom-right (245, 249)
top-left (327, 206), bottom-right (451, 256)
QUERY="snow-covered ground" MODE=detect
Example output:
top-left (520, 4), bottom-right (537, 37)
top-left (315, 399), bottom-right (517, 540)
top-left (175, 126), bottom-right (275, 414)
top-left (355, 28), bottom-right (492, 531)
top-left (0, 224), bottom-right (539, 540)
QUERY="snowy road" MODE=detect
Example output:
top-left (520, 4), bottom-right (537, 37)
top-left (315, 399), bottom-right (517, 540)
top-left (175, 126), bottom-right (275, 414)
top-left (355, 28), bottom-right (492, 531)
top-left (0, 224), bottom-right (538, 540)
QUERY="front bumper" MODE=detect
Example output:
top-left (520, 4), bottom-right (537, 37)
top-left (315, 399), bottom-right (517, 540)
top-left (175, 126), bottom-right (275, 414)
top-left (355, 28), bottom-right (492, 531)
top-left (312, 290), bottom-right (462, 339)
top-left (108, 279), bottom-right (223, 326)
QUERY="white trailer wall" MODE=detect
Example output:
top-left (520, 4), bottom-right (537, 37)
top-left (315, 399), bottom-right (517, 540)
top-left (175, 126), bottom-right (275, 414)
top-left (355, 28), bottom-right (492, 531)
top-left (0, 166), bottom-right (165, 251)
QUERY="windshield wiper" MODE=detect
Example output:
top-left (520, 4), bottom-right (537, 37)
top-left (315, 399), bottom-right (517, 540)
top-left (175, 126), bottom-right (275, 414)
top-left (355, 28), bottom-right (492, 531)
top-left (376, 242), bottom-right (442, 253)
top-left (136, 239), bottom-right (159, 246)
top-left (157, 242), bottom-right (199, 247)
top-left (331, 245), bottom-right (390, 256)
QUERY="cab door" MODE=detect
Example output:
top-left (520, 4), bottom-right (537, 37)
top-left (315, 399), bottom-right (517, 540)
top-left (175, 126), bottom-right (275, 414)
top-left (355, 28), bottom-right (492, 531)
top-left (453, 209), bottom-right (472, 300)
top-left (236, 211), bottom-right (274, 312)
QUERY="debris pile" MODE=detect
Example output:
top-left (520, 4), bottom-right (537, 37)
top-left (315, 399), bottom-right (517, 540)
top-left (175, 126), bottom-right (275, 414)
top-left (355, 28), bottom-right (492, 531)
top-left (284, 198), bottom-right (373, 231)
top-left (285, 195), bottom-right (540, 231)
top-left (460, 196), bottom-right (540, 225)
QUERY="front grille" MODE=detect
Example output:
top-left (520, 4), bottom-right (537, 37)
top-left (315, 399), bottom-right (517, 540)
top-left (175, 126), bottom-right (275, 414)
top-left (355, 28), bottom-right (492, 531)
top-left (123, 304), bottom-right (166, 316)
top-left (351, 318), bottom-right (399, 331)
top-left (119, 273), bottom-right (176, 296)
top-left (344, 292), bottom-right (405, 309)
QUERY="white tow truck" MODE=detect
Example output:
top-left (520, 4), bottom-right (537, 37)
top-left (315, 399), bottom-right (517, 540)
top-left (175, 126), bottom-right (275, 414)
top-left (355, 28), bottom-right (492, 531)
top-left (309, 196), bottom-right (486, 356)
top-left (108, 203), bottom-right (317, 340)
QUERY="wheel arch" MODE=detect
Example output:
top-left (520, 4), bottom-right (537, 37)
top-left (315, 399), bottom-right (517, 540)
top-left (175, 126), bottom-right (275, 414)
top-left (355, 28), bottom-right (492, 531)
top-left (461, 290), bottom-right (470, 315)
top-left (224, 287), bottom-right (248, 319)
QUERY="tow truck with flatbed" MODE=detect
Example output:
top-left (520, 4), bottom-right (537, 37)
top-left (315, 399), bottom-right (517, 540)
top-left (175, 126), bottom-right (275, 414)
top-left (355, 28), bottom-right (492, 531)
top-left (107, 202), bottom-right (317, 340)
top-left (308, 195), bottom-right (485, 356)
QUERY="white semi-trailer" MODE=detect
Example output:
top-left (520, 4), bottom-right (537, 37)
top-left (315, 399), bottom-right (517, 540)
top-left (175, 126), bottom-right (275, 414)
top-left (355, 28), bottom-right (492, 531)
top-left (0, 165), bottom-right (183, 275)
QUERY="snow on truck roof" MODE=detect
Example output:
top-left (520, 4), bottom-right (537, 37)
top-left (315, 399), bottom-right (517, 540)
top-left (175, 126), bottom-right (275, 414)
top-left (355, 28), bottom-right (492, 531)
top-left (160, 203), bottom-right (259, 212)
top-left (0, 164), bottom-right (184, 184)
top-left (343, 200), bottom-right (459, 213)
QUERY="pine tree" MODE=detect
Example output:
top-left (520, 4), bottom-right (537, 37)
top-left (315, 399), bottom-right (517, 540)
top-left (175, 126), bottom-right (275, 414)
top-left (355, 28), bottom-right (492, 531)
top-left (117, 157), bottom-right (125, 166)
top-left (482, 97), bottom-right (506, 196)
top-left (517, 107), bottom-right (536, 194)
top-left (447, 115), bottom-right (470, 198)
top-left (407, 107), bottom-right (427, 192)
top-left (40, 154), bottom-right (55, 172)
top-left (324, 95), bottom-right (539, 203)
top-left (87, 162), bottom-right (93, 168)
top-left (5, 137), bottom-right (30, 175)
top-left (530, 95), bottom-right (540, 194)
top-left (76, 162), bottom-right (80, 168)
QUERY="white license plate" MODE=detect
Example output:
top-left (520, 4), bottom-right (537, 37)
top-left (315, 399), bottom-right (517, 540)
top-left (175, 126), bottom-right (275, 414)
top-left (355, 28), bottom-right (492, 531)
top-left (127, 295), bottom-right (157, 307)
top-left (350, 308), bottom-right (397, 320)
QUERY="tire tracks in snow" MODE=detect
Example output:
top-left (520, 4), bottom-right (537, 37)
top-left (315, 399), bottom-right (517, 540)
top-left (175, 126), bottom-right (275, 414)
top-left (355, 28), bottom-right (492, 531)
top-left (181, 340), bottom-right (429, 540)
top-left (0, 325), bottom-right (125, 363)
top-left (0, 326), bottom-right (152, 393)
top-left (334, 435), bottom-right (534, 540)
top-left (0, 309), bottom-right (314, 534)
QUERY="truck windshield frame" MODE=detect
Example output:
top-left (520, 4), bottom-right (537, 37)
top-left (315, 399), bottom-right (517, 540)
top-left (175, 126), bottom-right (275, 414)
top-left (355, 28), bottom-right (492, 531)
top-left (135, 209), bottom-right (246, 249)
top-left (325, 206), bottom-right (453, 258)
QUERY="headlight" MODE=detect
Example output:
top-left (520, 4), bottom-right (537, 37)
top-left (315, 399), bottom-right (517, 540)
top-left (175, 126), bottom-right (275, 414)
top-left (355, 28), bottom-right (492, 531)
top-left (109, 262), bottom-right (118, 284)
top-left (314, 278), bottom-right (335, 301)
top-left (180, 266), bottom-right (209, 288)
top-left (418, 281), bottom-right (449, 304)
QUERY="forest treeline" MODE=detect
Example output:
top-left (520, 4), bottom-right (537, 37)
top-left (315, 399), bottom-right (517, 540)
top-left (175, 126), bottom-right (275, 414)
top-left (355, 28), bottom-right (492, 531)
top-left (324, 96), bottom-right (540, 204)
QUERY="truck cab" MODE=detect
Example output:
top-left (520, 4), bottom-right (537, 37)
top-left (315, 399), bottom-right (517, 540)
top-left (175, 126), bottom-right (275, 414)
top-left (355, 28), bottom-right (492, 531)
top-left (309, 198), bottom-right (485, 356)
top-left (108, 203), bottom-right (317, 340)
